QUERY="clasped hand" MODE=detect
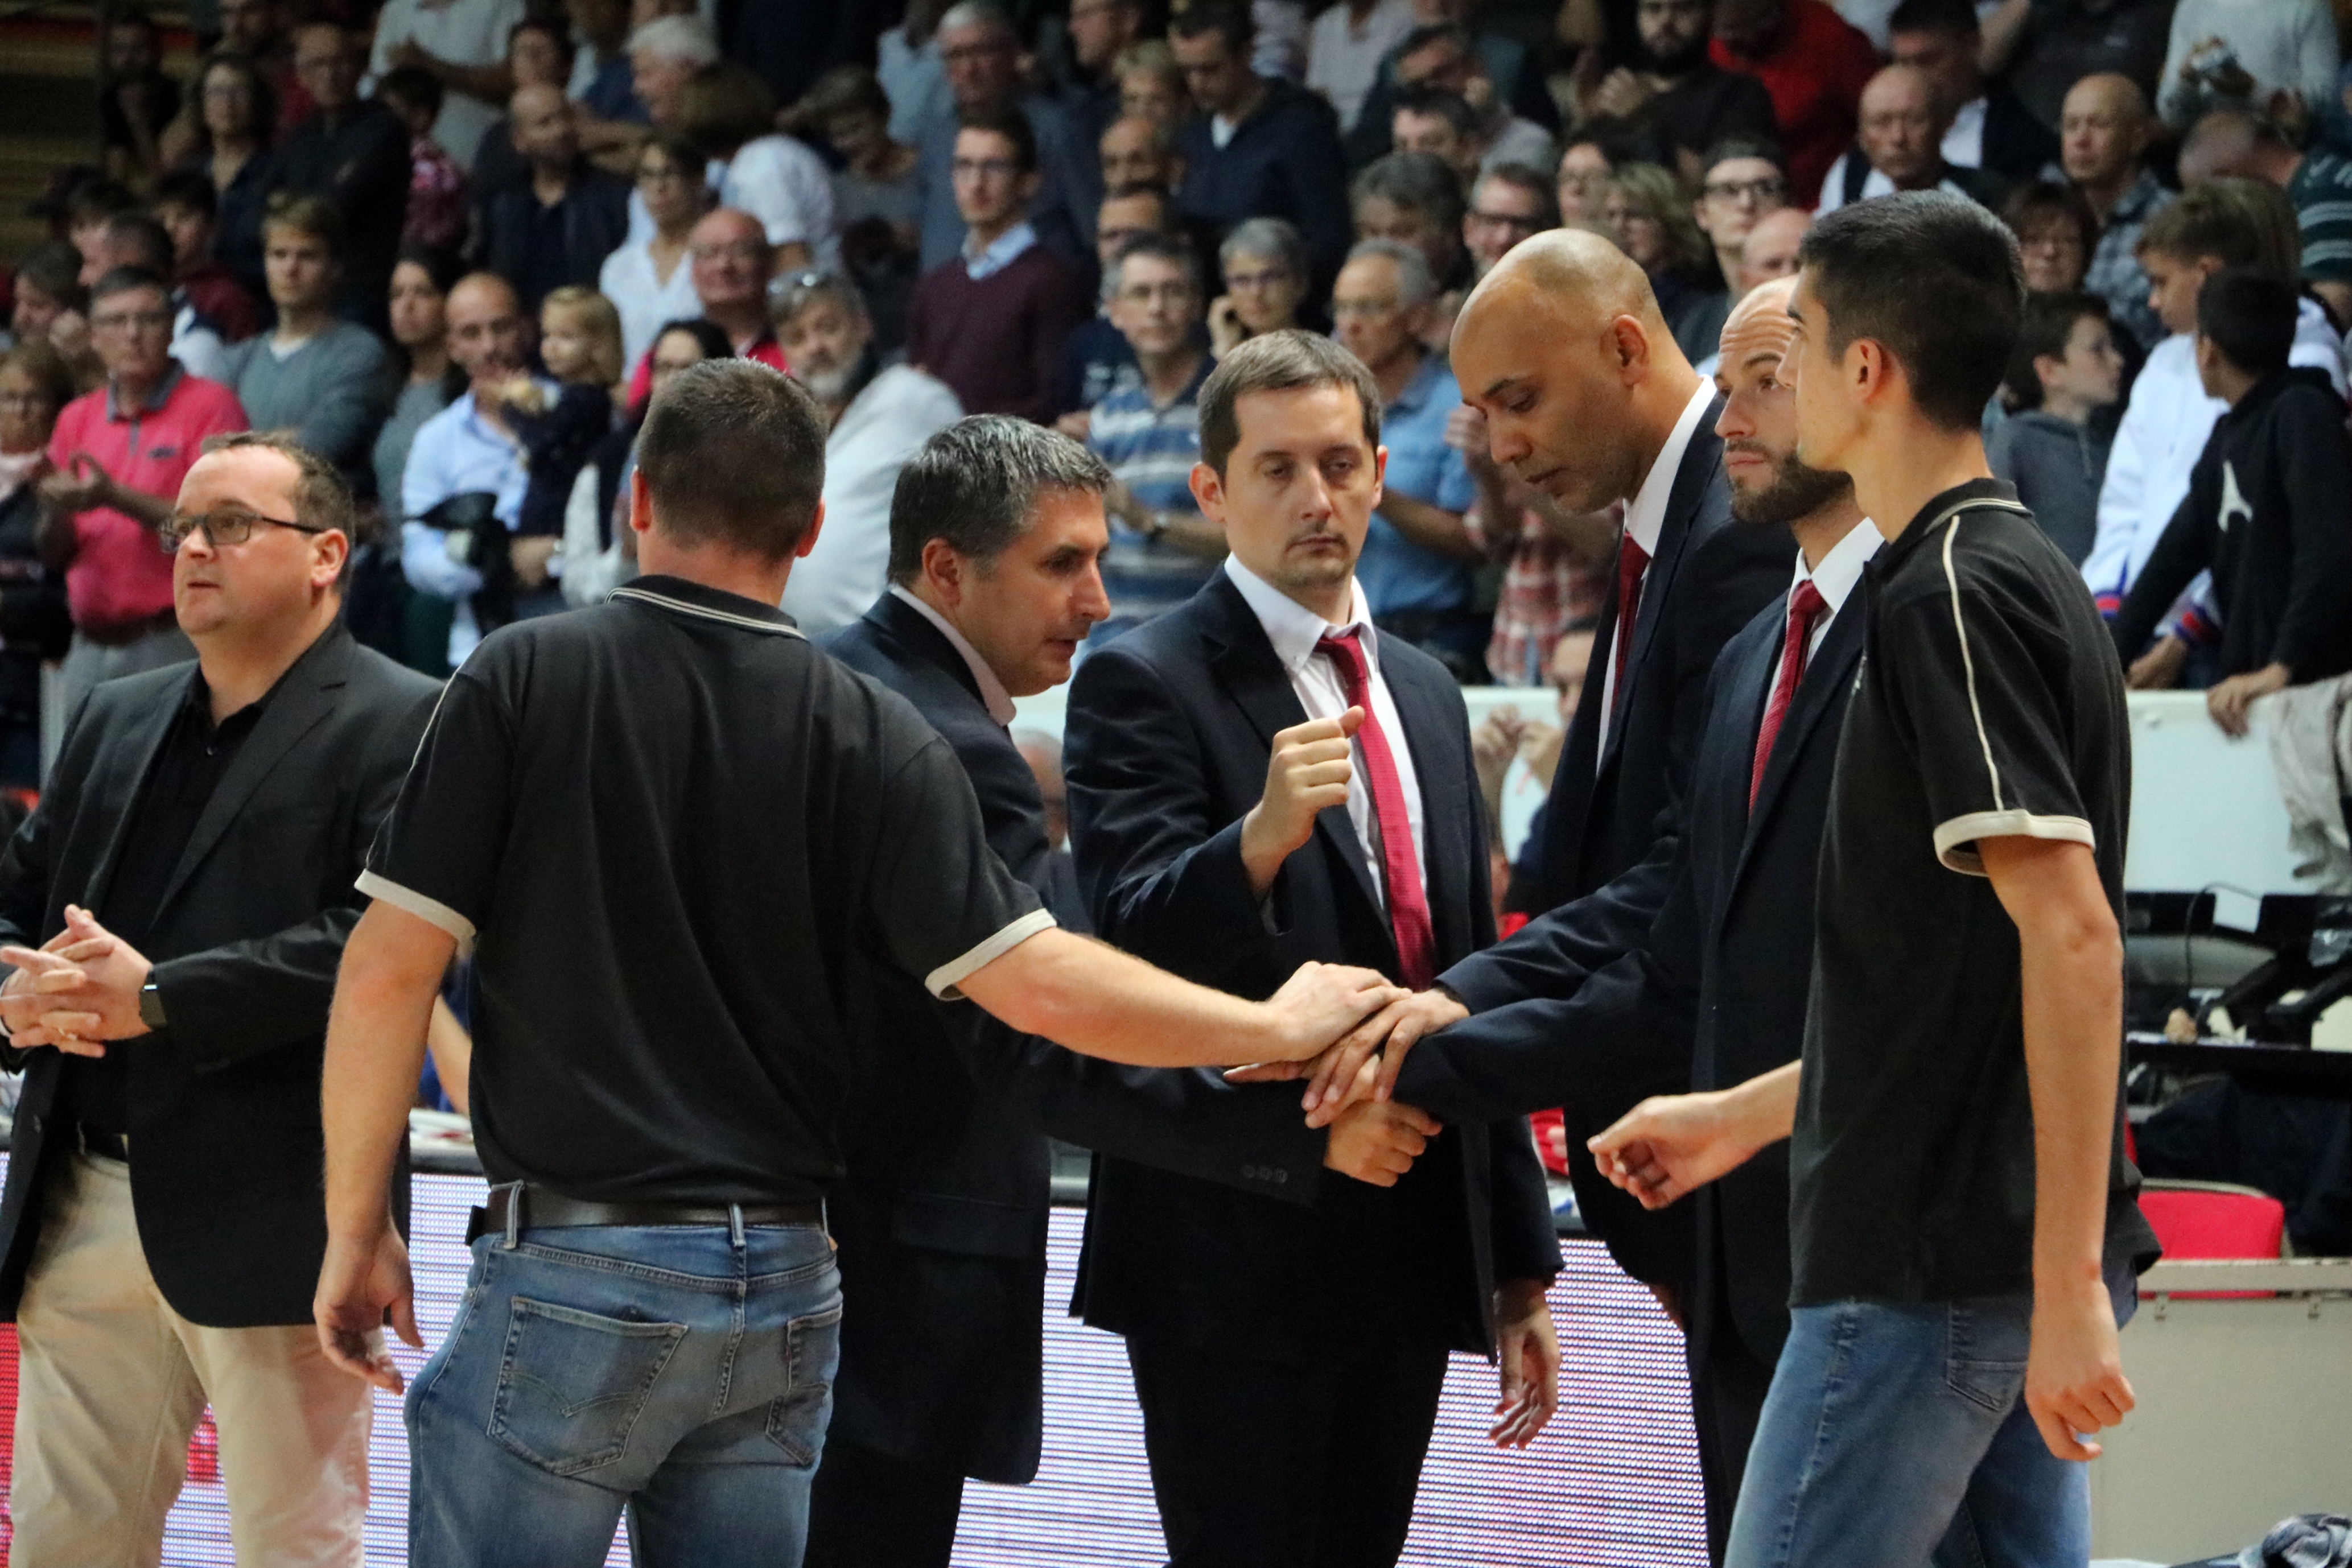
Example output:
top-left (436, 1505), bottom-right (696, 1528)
top-left (0, 905), bottom-right (152, 1054)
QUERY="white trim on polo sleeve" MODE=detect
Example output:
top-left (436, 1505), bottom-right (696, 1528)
top-left (1930, 811), bottom-right (2097, 876)
top-left (356, 869), bottom-right (479, 958)
top-left (924, 908), bottom-right (1058, 1001)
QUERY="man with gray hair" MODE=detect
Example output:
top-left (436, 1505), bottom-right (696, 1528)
top-left (917, 1), bottom-right (1099, 270)
top-left (810, 414), bottom-right (1427, 1568)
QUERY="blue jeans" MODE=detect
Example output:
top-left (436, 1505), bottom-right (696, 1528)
top-left (405, 1208), bottom-right (842, 1568)
top-left (1726, 1271), bottom-right (2135, 1568)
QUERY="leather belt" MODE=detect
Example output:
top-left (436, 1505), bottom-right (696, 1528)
top-left (77, 1124), bottom-right (128, 1162)
top-left (467, 1183), bottom-right (825, 1244)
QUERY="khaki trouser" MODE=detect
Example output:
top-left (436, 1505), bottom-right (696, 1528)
top-left (9, 1149), bottom-right (371, 1568)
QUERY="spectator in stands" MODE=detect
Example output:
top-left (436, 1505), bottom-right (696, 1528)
top-left (1349, 15), bottom-right (1556, 171)
top-left (1352, 150), bottom-right (1471, 338)
top-left (908, 111), bottom-right (1094, 423)
top-left (917, 2), bottom-right (1097, 270)
top-left (0, 343), bottom-right (75, 784)
top-left (1709, 0), bottom-right (1878, 207)
top-left (599, 133), bottom-right (706, 370)
top-left (2156, 0), bottom-right (2338, 131)
top-left (625, 13), bottom-right (719, 139)
top-left (500, 286), bottom-right (621, 595)
top-left (1886, 0), bottom-right (2062, 185)
top-left (880, 0), bottom-right (956, 146)
top-left (2178, 108), bottom-right (2352, 327)
top-left (372, 0), bottom-right (531, 169)
top-left (376, 68), bottom-right (471, 257)
top-left (1555, 134), bottom-right (1613, 221)
top-left (10, 245), bottom-right (94, 391)
top-left (77, 212), bottom-right (230, 385)
top-left (460, 18), bottom-right (576, 209)
top-left (151, 172), bottom-right (263, 348)
top-left (674, 208), bottom-right (790, 379)
top-left (684, 64), bottom-right (839, 273)
top-left (1818, 64), bottom-right (2013, 215)
top-left (1989, 291), bottom-right (2124, 564)
top-left (1208, 214), bottom-right (1310, 354)
top-left (102, 8), bottom-right (180, 187)
top-left (2005, 180), bottom-right (2102, 295)
top-left (1306, 0), bottom-right (1417, 135)
top-left (175, 51), bottom-right (279, 308)
top-left (1063, 0), bottom-right (1148, 148)
top-left (1604, 162), bottom-right (1724, 361)
top-left (1397, 75), bottom-right (1552, 179)
top-left (1688, 138), bottom-right (1789, 339)
top-left (1332, 236), bottom-right (1482, 678)
top-left (1084, 236), bottom-right (1225, 638)
top-left (1463, 162), bottom-right (1558, 279)
top-left (480, 84), bottom-right (631, 315)
top-left (374, 247), bottom-right (466, 519)
top-left (40, 266), bottom-right (246, 714)
top-left (1568, 0), bottom-right (1777, 181)
top-left (1393, 88), bottom-right (1486, 187)
top-left (1984, 0), bottom-right (2175, 134)
top-left (218, 197), bottom-right (389, 488)
top-left (2065, 73), bottom-right (2172, 352)
top-left (212, 0), bottom-right (311, 135)
top-left (1100, 116), bottom-right (1184, 207)
top-left (2115, 267), bottom-right (2352, 733)
top-left (1172, 5), bottom-right (1353, 288)
top-left (775, 275), bottom-right (964, 634)
top-left (792, 69), bottom-right (922, 355)
top-left (1117, 38), bottom-right (1191, 128)
top-left (561, 317), bottom-right (722, 607)
top-left (566, 0), bottom-right (647, 135)
top-left (275, 22), bottom-right (410, 333)
top-left (1064, 183), bottom-right (1176, 418)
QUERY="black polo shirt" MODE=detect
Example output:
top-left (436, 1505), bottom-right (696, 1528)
top-left (1792, 479), bottom-right (2160, 1305)
top-left (359, 575), bottom-right (1053, 1205)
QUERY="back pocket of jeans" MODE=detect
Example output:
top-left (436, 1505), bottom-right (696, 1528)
top-left (1942, 1302), bottom-right (2028, 1416)
top-left (490, 1297), bottom-right (687, 1478)
top-left (763, 1303), bottom-right (844, 1467)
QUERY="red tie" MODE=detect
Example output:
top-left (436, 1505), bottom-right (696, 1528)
top-left (1317, 631), bottom-right (1437, 989)
top-left (1750, 579), bottom-right (1828, 809)
top-left (1611, 534), bottom-right (1650, 712)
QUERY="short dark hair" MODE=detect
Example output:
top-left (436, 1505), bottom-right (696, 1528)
top-left (262, 191), bottom-right (346, 261)
top-left (100, 212), bottom-right (175, 275)
top-left (2139, 178), bottom-right (2300, 280)
top-left (1197, 329), bottom-right (1381, 476)
top-left (1394, 85), bottom-right (1479, 139)
top-left (1474, 162), bottom-right (1560, 229)
top-left (1699, 135), bottom-right (1787, 181)
top-left (2002, 178), bottom-right (2098, 258)
top-left (201, 429), bottom-right (363, 555)
top-left (1352, 150), bottom-right (1466, 233)
top-left (151, 168), bottom-right (217, 222)
top-left (957, 105), bottom-right (1037, 174)
top-left (376, 63), bottom-right (444, 119)
top-left (887, 416), bottom-right (1111, 583)
top-left (1887, 0), bottom-right (1978, 38)
top-left (2197, 266), bottom-right (2297, 378)
top-left (1798, 189), bottom-right (2023, 431)
top-left (509, 16), bottom-right (575, 62)
top-left (1109, 233), bottom-right (1203, 296)
top-left (66, 177), bottom-right (138, 230)
top-left (2004, 291), bottom-right (2106, 411)
top-left (13, 242), bottom-right (87, 312)
top-left (652, 316), bottom-right (736, 362)
top-left (636, 360), bottom-right (826, 559)
top-left (1169, 3), bottom-right (1253, 52)
top-left (90, 264), bottom-right (171, 308)
top-left (1398, 22), bottom-right (1472, 61)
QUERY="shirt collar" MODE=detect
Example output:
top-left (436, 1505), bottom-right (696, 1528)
top-left (1623, 378), bottom-right (1716, 559)
top-left (964, 221), bottom-right (1038, 278)
top-left (1794, 516), bottom-right (1882, 618)
top-left (889, 585), bottom-right (1018, 724)
top-left (1222, 555), bottom-right (1377, 675)
top-left (105, 362), bottom-right (183, 421)
top-left (611, 573), bottom-right (807, 638)
top-left (1876, 477), bottom-right (2019, 574)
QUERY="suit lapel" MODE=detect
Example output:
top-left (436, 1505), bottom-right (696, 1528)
top-left (1599, 411), bottom-right (1723, 777)
top-left (84, 667), bottom-right (201, 913)
top-left (870, 593), bottom-right (988, 713)
top-left (1730, 605), bottom-right (1864, 896)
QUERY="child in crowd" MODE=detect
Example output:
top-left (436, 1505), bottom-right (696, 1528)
top-left (378, 66), bottom-right (468, 257)
top-left (500, 286), bottom-right (621, 548)
top-left (1989, 292), bottom-right (2124, 565)
top-left (2114, 267), bottom-right (2352, 736)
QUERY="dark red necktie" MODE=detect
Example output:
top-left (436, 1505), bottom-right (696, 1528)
top-left (1610, 534), bottom-right (1650, 712)
top-left (1749, 579), bottom-right (1828, 809)
top-left (1318, 631), bottom-right (1436, 989)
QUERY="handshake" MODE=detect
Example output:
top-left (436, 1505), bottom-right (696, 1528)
top-left (1237, 980), bottom-right (1473, 1188)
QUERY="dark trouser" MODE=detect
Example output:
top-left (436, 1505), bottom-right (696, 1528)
top-left (1124, 1327), bottom-right (1451, 1568)
top-left (1687, 1321), bottom-right (1779, 1566)
top-left (802, 1434), bottom-right (966, 1568)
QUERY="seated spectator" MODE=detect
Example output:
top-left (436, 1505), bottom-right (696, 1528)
top-left (502, 284), bottom-right (620, 567)
top-left (1569, 0), bottom-right (1777, 182)
top-left (1305, 0), bottom-right (1418, 135)
top-left (1988, 0), bottom-right (2175, 135)
top-left (1351, 150), bottom-right (1472, 344)
top-left (10, 245), bottom-right (94, 390)
top-left (217, 196), bottom-right (390, 486)
top-left (1688, 138), bottom-right (1789, 338)
top-left (1064, 183), bottom-right (1177, 418)
top-left (374, 246), bottom-right (467, 517)
top-left (1555, 134), bottom-right (1614, 221)
top-left (2156, 0), bottom-right (2338, 131)
top-left (1989, 291), bottom-right (2124, 563)
top-left (2178, 108), bottom-right (2352, 327)
top-left (466, 18), bottom-right (577, 208)
top-left (274, 21), bottom-right (411, 331)
top-left (561, 316), bottom-right (730, 607)
top-left (1083, 236), bottom-right (1224, 639)
top-left (370, 0), bottom-right (534, 170)
top-left (1061, 0), bottom-right (1148, 148)
top-left (2115, 267), bottom-right (2352, 731)
top-left (1818, 64), bottom-right (2013, 214)
top-left (683, 63), bottom-right (838, 272)
top-left (378, 67), bottom-right (471, 257)
top-left (1331, 236), bottom-right (1483, 678)
top-left (38, 266), bottom-right (246, 714)
top-left (599, 133), bottom-right (707, 370)
top-left (2005, 178), bottom-right (2102, 293)
top-left (906, 110), bottom-right (1093, 422)
top-left (1348, 16), bottom-right (1557, 171)
top-left (916, 2), bottom-right (1097, 270)
top-left (211, 0), bottom-right (312, 140)
top-left (77, 212), bottom-right (231, 385)
top-left (1100, 113), bottom-right (1183, 194)
top-left (173, 52), bottom-right (279, 308)
top-left (1172, 5), bottom-right (1352, 290)
top-left (773, 275), bottom-right (964, 634)
top-left (1208, 214), bottom-right (1310, 354)
top-left (2065, 72), bottom-right (2173, 352)
top-left (1463, 162), bottom-right (1558, 279)
top-left (1886, 0), bottom-right (2062, 185)
top-left (101, 8), bottom-right (181, 188)
top-left (0, 343), bottom-right (78, 786)
top-left (617, 208), bottom-right (790, 404)
top-left (481, 84), bottom-right (632, 314)
top-left (1116, 37), bottom-right (1189, 128)
top-left (625, 12), bottom-right (719, 149)
top-left (1604, 162), bottom-right (1725, 361)
top-left (1393, 86), bottom-right (1486, 187)
top-left (796, 67), bottom-right (922, 348)
top-left (1709, 0), bottom-right (1879, 207)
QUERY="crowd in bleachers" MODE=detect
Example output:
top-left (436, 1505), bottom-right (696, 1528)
top-left (5, 0), bottom-right (2352, 773)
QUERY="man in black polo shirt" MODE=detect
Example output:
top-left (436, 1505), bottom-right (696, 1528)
top-left (313, 360), bottom-right (1402, 1568)
top-left (1587, 192), bottom-right (2159, 1565)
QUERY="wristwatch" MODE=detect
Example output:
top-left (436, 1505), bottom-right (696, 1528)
top-left (138, 977), bottom-right (166, 1032)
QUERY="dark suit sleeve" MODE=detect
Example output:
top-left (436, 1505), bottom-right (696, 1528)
top-left (147, 680), bottom-right (439, 1073)
top-left (1488, 1115), bottom-right (1564, 1283)
top-left (1286, 110), bottom-right (1354, 283)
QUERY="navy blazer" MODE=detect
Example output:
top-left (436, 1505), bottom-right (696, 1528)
top-left (1398, 583), bottom-right (1866, 1367)
top-left (819, 592), bottom-right (1325, 1483)
top-left (1437, 402), bottom-right (1791, 1284)
top-left (0, 628), bottom-right (442, 1327)
top-left (1065, 573), bottom-right (1561, 1363)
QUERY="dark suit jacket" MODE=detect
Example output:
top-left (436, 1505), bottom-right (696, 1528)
top-left (1437, 400), bottom-right (1791, 1284)
top-left (1397, 584), bottom-right (1867, 1368)
top-left (1064, 573), bottom-right (1561, 1363)
top-left (1981, 81), bottom-right (2062, 184)
top-left (480, 167), bottom-right (632, 313)
top-left (0, 625), bottom-right (442, 1327)
top-left (819, 593), bottom-right (1328, 1484)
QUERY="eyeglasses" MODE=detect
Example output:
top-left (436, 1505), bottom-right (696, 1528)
top-left (1467, 207), bottom-right (1543, 232)
top-left (161, 507), bottom-right (328, 550)
top-left (1118, 282), bottom-right (1195, 306)
top-left (1225, 267), bottom-right (1292, 291)
top-left (90, 308), bottom-right (173, 332)
top-left (1702, 175), bottom-right (1786, 203)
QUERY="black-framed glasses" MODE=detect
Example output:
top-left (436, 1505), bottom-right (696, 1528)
top-left (161, 507), bottom-right (327, 549)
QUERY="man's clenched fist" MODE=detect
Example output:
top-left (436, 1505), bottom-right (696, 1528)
top-left (1239, 708), bottom-right (1361, 896)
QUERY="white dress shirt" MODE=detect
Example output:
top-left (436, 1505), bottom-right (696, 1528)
top-left (889, 585), bottom-right (1017, 725)
top-left (778, 365), bottom-right (965, 636)
top-left (1766, 517), bottom-right (1882, 694)
top-left (1595, 377), bottom-right (1717, 764)
top-left (1942, 94), bottom-right (1987, 170)
top-left (1222, 555), bottom-right (1427, 906)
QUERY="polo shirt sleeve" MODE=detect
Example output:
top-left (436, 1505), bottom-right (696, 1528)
top-left (866, 730), bottom-right (1055, 1000)
top-left (356, 668), bottom-right (512, 956)
top-left (1883, 552), bottom-right (2094, 878)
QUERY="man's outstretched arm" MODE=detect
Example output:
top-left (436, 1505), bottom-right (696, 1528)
top-left (1586, 1059), bottom-right (1798, 1210)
